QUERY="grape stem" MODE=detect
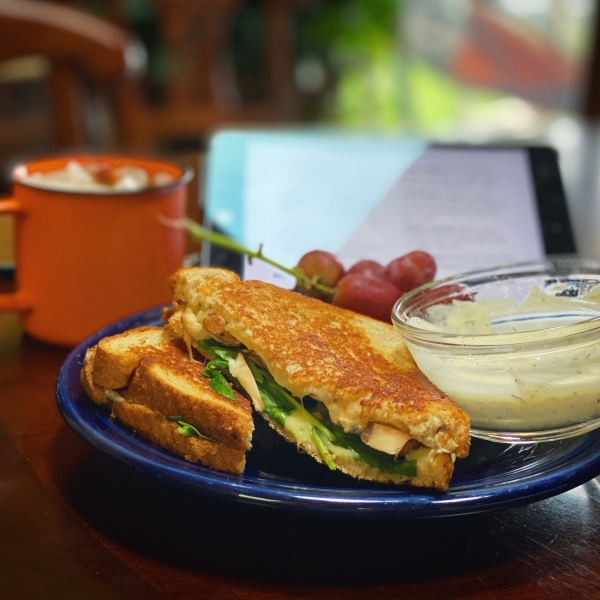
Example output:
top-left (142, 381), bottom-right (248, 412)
top-left (181, 218), bottom-right (336, 298)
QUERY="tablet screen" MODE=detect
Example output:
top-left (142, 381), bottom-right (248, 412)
top-left (204, 131), bottom-right (573, 281)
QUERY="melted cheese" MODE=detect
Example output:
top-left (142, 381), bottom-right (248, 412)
top-left (284, 412), bottom-right (314, 448)
top-left (283, 412), bottom-right (357, 463)
top-left (105, 388), bottom-right (126, 403)
top-left (181, 308), bottom-right (207, 339)
top-left (228, 353), bottom-right (265, 412)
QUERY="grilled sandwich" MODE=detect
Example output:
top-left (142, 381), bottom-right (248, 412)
top-left (165, 267), bottom-right (470, 490)
top-left (80, 325), bottom-right (253, 475)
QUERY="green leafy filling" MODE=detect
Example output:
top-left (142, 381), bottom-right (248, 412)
top-left (198, 343), bottom-right (239, 402)
top-left (202, 367), bottom-right (238, 401)
top-left (198, 339), bottom-right (237, 361)
top-left (323, 420), bottom-right (418, 477)
top-left (311, 427), bottom-right (336, 470)
top-left (168, 415), bottom-right (218, 443)
top-left (197, 338), bottom-right (417, 477)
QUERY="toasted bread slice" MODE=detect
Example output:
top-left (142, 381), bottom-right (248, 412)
top-left (265, 411), bottom-right (454, 489)
top-left (80, 326), bottom-right (253, 475)
top-left (81, 346), bottom-right (109, 405)
top-left (165, 268), bottom-right (239, 351)
top-left (92, 326), bottom-right (178, 389)
top-left (166, 268), bottom-right (470, 490)
top-left (170, 266), bottom-right (239, 311)
top-left (113, 402), bottom-right (247, 474)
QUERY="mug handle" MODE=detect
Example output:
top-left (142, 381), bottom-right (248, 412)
top-left (0, 198), bottom-right (33, 311)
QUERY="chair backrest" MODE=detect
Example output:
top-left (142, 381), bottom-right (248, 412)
top-left (121, 0), bottom-right (300, 147)
top-left (0, 0), bottom-right (145, 147)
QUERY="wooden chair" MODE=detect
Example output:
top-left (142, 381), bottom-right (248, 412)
top-left (121, 0), bottom-right (302, 147)
top-left (0, 0), bottom-right (145, 265)
top-left (0, 0), bottom-right (145, 148)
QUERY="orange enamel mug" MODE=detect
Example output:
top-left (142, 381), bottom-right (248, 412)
top-left (0, 155), bottom-right (192, 346)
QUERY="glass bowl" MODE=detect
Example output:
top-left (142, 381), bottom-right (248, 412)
top-left (392, 258), bottom-right (600, 444)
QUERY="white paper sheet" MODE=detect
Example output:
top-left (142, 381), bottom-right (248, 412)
top-left (338, 147), bottom-right (545, 279)
top-left (241, 141), bottom-right (545, 284)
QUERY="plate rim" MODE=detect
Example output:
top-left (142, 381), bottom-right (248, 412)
top-left (55, 306), bottom-right (600, 518)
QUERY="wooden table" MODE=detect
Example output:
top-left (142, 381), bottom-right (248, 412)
top-left (2, 308), bottom-right (600, 600)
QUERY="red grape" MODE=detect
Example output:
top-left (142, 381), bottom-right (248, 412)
top-left (332, 275), bottom-right (402, 322)
top-left (384, 251), bottom-right (436, 294)
top-left (347, 259), bottom-right (385, 280)
top-left (297, 250), bottom-right (345, 288)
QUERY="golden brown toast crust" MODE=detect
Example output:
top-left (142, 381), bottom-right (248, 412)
top-left (81, 325), bottom-right (253, 475)
top-left (92, 326), bottom-right (179, 389)
top-left (80, 347), bottom-right (109, 405)
top-left (261, 414), bottom-right (454, 490)
top-left (114, 403), bottom-right (247, 475)
top-left (173, 273), bottom-right (469, 458)
top-left (170, 267), bottom-right (239, 312)
top-left (124, 348), bottom-right (253, 450)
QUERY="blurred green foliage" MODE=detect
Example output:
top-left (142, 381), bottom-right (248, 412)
top-left (83, 0), bottom-right (585, 135)
top-left (301, 0), bottom-right (400, 53)
top-left (297, 0), bottom-right (503, 133)
top-left (298, 0), bottom-right (404, 127)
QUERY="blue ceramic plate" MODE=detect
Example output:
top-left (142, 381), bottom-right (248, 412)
top-left (56, 307), bottom-right (600, 517)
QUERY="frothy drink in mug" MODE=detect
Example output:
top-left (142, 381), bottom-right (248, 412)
top-left (17, 160), bottom-right (175, 192)
top-left (0, 155), bottom-right (192, 346)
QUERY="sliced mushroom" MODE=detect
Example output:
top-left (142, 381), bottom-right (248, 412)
top-left (396, 438), bottom-right (421, 457)
top-left (204, 313), bottom-right (240, 347)
top-left (360, 423), bottom-right (420, 457)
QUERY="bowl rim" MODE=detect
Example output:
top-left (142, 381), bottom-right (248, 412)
top-left (11, 153), bottom-right (193, 196)
top-left (392, 257), bottom-right (600, 348)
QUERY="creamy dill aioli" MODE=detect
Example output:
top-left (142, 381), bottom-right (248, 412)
top-left (404, 284), bottom-right (600, 431)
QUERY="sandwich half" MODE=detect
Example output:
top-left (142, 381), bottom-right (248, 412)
top-left (165, 267), bottom-right (470, 490)
top-left (81, 325), bottom-right (253, 475)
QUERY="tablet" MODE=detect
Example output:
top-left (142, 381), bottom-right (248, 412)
top-left (201, 130), bottom-right (575, 282)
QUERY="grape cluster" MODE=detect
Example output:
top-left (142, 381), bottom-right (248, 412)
top-left (296, 250), bottom-right (437, 322)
